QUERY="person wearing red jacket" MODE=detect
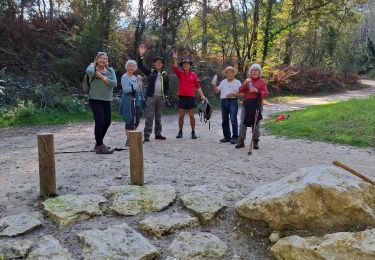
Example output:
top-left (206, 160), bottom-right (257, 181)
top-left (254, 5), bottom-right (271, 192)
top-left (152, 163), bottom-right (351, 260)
top-left (235, 63), bottom-right (268, 149)
top-left (172, 50), bottom-right (206, 139)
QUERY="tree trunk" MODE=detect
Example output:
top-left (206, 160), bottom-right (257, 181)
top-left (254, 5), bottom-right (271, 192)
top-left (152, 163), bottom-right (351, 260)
top-left (250, 0), bottom-right (260, 62)
top-left (48, 0), bottom-right (54, 20)
top-left (283, 0), bottom-right (300, 65)
top-left (229, 0), bottom-right (243, 73)
top-left (261, 0), bottom-right (276, 64)
top-left (132, 0), bottom-right (145, 58)
top-left (201, 0), bottom-right (208, 57)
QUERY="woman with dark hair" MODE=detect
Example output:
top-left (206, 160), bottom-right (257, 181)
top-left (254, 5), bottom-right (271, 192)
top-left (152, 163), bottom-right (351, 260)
top-left (86, 52), bottom-right (117, 154)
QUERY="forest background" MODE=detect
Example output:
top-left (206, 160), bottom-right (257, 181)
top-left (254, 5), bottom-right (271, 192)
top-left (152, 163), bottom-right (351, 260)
top-left (0, 0), bottom-right (374, 126)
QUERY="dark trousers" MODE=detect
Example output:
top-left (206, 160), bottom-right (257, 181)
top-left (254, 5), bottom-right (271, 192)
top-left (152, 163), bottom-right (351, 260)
top-left (144, 96), bottom-right (165, 137)
top-left (89, 99), bottom-right (111, 146)
top-left (221, 98), bottom-right (238, 139)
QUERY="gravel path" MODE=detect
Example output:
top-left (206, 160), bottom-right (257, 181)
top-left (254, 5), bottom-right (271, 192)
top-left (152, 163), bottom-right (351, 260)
top-left (0, 80), bottom-right (374, 259)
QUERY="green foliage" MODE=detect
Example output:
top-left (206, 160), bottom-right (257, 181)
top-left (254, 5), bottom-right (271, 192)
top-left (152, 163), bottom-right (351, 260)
top-left (265, 96), bottom-right (375, 147)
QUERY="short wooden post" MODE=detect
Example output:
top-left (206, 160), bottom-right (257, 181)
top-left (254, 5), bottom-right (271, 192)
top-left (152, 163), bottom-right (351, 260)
top-left (128, 131), bottom-right (144, 185)
top-left (37, 133), bottom-right (57, 197)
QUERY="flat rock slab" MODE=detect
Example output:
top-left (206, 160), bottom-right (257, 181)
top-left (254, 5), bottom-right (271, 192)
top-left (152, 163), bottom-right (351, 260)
top-left (271, 228), bottom-right (375, 260)
top-left (0, 239), bottom-right (33, 259)
top-left (27, 235), bottom-right (73, 260)
top-left (168, 231), bottom-right (227, 260)
top-left (0, 212), bottom-right (43, 237)
top-left (105, 184), bottom-right (176, 216)
top-left (139, 213), bottom-right (199, 237)
top-left (78, 223), bottom-right (159, 259)
top-left (181, 184), bottom-right (243, 222)
top-left (236, 165), bottom-right (375, 230)
top-left (42, 195), bottom-right (107, 228)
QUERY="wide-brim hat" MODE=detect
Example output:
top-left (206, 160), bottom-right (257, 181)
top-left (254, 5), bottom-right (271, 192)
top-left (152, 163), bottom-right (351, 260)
top-left (179, 57), bottom-right (193, 67)
top-left (222, 66), bottom-right (238, 75)
top-left (153, 57), bottom-right (165, 64)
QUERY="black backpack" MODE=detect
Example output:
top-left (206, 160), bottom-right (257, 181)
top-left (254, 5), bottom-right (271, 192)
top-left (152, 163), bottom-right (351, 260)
top-left (199, 99), bottom-right (212, 129)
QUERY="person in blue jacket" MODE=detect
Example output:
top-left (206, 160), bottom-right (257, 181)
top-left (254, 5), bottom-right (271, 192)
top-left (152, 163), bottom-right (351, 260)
top-left (119, 60), bottom-right (145, 146)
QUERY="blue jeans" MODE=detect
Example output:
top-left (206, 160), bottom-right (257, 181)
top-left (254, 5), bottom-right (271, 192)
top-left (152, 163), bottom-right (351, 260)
top-left (221, 98), bottom-right (238, 139)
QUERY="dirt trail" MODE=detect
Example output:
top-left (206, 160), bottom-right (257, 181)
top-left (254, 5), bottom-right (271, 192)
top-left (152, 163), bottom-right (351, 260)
top-left (0, 80), bottom-right (374, 259)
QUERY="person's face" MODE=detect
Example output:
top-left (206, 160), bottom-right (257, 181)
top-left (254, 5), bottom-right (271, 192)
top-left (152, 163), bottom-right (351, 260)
top-left (251, 69), bottom-right (260, 79)
top-left (96, 55), bottom-right (108, 67)
top-left (126, 63), bottom-right (136, 75)
top-left (225, 70), bottom-right (235, 81)
top-left (182, 63), bottom-right (191, 71)
top-left (154, 60), bottom-right (163, 70)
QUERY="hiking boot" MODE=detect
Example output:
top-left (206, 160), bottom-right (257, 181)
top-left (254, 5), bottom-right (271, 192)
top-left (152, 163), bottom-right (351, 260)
top-left (176, 130), bottom-right (183, 138)
top-left (230, 137), bottom-right (238, 144)
top-left (220, 138), bottom-right (230, 143)
top-left (94, 144), bottom-right (111, 152)
top-left (95, 144), bottom-right (114, 154)
top-left (235, 139), bottom-right (245, 149)
top-left (155, 135), bottom-right (166, 140)
top-left (191, 131), bottom-right (197, 139)
top-left (125, 139), bottom-right (129, 146)
top-left (144, 136), bottom-right (150, 142)
top-left (253, 139), bottom-right (259, 149)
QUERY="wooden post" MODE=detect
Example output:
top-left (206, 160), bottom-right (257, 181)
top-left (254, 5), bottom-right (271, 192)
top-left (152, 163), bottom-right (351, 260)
top-left (37, 133), bottom-right (57, 197)
top-left (129, 131), bottom-right (144, 185)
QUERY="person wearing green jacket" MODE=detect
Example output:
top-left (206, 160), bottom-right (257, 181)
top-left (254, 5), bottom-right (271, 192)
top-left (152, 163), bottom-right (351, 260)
top-left (86, 52), bottom-right (117, 154)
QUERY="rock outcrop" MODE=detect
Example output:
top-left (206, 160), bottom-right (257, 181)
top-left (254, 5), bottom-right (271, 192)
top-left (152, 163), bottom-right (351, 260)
top-left (271, 228), bottom-right (375, 260)
top-left (236, 165), bottom-right (375, 230)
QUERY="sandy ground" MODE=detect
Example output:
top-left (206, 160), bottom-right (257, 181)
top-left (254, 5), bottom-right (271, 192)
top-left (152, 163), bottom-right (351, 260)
top-left (0, 80), bottom-right (375, 259)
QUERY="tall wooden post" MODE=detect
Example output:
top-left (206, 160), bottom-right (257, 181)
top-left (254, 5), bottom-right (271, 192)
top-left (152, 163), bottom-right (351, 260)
top-left (129, 131), bottom-right (144, 185)
top-left (37, 133), bottom-right (57, 197)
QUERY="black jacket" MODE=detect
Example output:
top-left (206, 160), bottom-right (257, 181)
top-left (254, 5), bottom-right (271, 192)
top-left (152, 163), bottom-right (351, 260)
top-left (138, 57), bottom-right (169, 98)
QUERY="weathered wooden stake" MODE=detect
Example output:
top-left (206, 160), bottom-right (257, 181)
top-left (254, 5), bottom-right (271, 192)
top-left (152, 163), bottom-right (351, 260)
top-left (37, 133), bottom-right (57, 197)
top-left (129, 131), bottom-right (144, 185)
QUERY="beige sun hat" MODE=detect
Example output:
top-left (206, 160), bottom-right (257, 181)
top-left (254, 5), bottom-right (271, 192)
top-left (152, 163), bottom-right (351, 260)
top-left (222, 66), bottom-right (238, 75)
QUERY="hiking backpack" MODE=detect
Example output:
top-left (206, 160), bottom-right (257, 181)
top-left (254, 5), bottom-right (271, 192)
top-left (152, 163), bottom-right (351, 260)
top-left (199, 99), bottom-right (212, 129)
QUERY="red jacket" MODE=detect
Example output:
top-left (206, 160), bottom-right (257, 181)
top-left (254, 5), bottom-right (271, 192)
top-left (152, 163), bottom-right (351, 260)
top-left (239, 77), bottom-right (268, 104)
top-left (173, 66), bottom-right (200, 97)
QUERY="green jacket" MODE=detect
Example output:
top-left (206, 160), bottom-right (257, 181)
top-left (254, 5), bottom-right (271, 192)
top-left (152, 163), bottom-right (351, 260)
top-left (86, 64), bottom-right (117, 101)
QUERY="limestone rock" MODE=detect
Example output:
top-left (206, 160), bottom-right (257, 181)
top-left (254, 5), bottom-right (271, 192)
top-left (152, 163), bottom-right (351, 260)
top-left (42, 194), bottom-right (107, 228)
top-left (78, 223), bottom-right (159, 259)
top-left (0, 212), bottom-right (42, 237)
top-left (181, 184), bottom-right (242, 222)
top-left (139, 213), bottom-right (199, 237)
top-left (271, 228), bottom-right (375, 260)
top-left (236, 165), bottom-right (375, 230)
top-left (105, 184), bottom-right (176, 216)
top-left (27, 235), bottom-right (73, 260)
top-left (0, 239), bottom-right (33, 259)
top-left (168, 231), bottom-right (227, 260)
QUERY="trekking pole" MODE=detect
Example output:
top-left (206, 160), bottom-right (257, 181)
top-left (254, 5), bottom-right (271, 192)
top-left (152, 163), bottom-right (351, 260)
top-left (248, 109), bottom-right (259, 156)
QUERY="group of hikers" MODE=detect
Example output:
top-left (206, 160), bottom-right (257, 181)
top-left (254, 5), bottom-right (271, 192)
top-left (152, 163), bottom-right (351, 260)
top-left (86, 44), bottom-right (268, 154)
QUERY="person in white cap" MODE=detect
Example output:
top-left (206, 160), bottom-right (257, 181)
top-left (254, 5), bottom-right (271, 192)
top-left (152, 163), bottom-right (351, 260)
top-left (212, 66), bottom-right (241, 144)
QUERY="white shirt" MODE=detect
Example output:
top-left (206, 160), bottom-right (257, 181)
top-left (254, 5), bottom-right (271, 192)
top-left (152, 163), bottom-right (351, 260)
top-left (218, 79), bottom-right (241, 99)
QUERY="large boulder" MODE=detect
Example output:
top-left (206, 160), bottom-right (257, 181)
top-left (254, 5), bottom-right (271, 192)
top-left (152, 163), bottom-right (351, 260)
top-left (270, 228), bottom-right (375, 260)
top-left (168, 231), bottom-right (227, 260)
top-left (0, 212), bottom-right (42, 237)
top-left (139, 213), bottom-right (199, 237)
top-left (105, 184), bottom-right (176, 216)
top-left (27, 235), bottom-right (73, 260)
top-left (0, 239), bottom-right (33, 259)
top-left (78, 223), bottom-right (159, 259)
top-left (181, 184), bottom-right (242, 222)
top-left (42, 195), bottom-right (107, 228)
top-left (236, 165), bottom-right (375, 230)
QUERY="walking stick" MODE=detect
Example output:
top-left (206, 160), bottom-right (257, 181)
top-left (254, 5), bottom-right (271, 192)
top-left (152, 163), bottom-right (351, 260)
top-left (248, 109), bottom-right (259, 156)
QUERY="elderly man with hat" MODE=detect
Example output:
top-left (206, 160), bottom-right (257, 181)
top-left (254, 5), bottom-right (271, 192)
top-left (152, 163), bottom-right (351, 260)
top-left (212, 66), bottom-right (241, 144)
top-left (138, 44), bottom-right (169, 142)
top-left (172, 50), bottom-right (206, 139)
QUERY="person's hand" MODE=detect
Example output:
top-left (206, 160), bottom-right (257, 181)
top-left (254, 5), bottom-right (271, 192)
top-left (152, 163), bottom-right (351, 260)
top-left (249, 86), bottom-right (258, 93)
top-left (211, 75), bottom-right (217, 86)
top-left (95, 71), bottom-right (105, 80)
top-left (201, 96), bottom-right (207, 100)
top-left (138, 44), bottom-right (146, 56)
top-left (226, 92), bottom-right (236, 98)
top-left (244, 77), bottom-right (251, 84)
top-left (173, 50), bottom-right (178, 60)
